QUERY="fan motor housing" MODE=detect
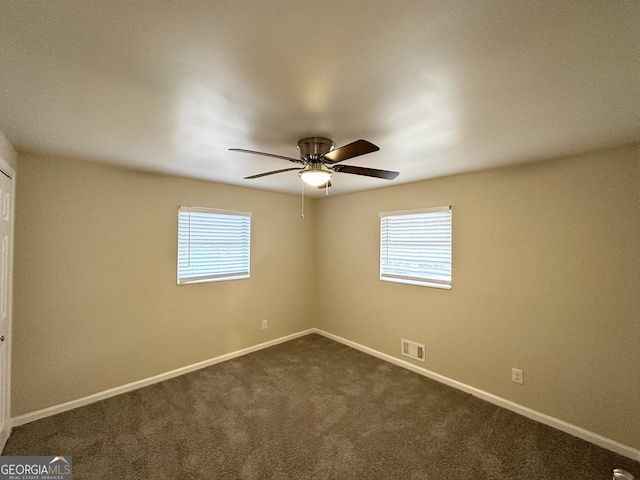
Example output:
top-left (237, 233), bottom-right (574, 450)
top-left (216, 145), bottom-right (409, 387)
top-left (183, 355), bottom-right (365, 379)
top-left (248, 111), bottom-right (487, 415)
top-left (297, 137), bottom-right (334, 159)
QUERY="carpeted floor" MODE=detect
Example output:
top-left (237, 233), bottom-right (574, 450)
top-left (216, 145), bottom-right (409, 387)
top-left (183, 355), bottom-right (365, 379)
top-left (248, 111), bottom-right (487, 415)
top-left (3, 334), bottom-right (639, 479)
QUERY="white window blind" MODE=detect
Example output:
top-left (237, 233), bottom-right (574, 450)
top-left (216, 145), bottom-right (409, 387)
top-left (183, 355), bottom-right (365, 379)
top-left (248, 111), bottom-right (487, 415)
top-left (178, 206), bottom-right (251, 285)
top-left (380, 206), bottom-right (451, 289)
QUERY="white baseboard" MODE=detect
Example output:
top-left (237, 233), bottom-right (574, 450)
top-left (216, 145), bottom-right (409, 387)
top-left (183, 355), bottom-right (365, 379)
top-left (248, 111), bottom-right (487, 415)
top-left (312, 328), bottom-right (640, 462)
top-left (11, 329), bottom-right (314, 428)
top-left (0, 425), bottom-right (9, 453)
top-left (11, 327), bottom-right (639, 462)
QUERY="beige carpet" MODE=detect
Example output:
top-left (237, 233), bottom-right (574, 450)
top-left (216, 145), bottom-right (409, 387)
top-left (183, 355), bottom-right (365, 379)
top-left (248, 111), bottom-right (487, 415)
top-left (3, 334), bottom-right (639, 479)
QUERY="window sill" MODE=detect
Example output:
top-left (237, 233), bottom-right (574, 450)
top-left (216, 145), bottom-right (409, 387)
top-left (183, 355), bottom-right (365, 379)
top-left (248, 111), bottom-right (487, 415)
top-left (380, 276), bottom-right (451, 290)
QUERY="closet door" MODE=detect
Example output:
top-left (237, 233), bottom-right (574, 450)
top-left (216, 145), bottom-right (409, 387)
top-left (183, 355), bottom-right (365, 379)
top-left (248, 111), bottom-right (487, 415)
top-left (0, 161), bottom-right (14, 450)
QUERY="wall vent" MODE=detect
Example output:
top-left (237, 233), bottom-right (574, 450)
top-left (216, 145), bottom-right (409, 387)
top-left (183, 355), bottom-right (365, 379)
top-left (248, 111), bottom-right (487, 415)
top-left (401, 339), bottom-right (426, 362)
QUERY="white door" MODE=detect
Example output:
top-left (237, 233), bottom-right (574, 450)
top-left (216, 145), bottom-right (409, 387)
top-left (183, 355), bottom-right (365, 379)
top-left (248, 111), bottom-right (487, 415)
top-left (0, 162), bottom-right (14, 450)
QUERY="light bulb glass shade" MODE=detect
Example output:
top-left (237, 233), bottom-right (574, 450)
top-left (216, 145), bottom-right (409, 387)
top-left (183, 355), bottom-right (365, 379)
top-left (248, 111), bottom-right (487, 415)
top-left (299, 169), bottom-right (332, 186)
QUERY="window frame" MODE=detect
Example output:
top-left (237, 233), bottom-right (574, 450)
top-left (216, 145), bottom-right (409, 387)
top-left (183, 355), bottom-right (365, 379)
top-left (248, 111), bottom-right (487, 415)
top-left (379, 205), bottom-right (452, 289)
top-left (177, 206), bottom-right (251, 285)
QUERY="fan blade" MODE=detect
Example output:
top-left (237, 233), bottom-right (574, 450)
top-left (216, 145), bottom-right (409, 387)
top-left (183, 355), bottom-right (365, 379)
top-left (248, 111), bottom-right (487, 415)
top-left (333, 164), bottom-right (399, 180)
top-left (244, 167), bottom-right (302, 179)
top-left (229, 148), bottom-right (303, 164)
top-left (322, 139), bottom-right (379, 164)
top-left (317, 181), bottom-right (332, 189)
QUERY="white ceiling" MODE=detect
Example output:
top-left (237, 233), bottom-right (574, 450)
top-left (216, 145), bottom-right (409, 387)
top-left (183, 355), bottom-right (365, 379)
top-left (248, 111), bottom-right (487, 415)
top-left (1, 1), bottom-right (639, 197)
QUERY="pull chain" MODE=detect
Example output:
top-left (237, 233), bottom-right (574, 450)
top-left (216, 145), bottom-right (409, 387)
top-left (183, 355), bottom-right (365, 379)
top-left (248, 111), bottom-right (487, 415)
top-left (301, 181), bottom-right (305, 219)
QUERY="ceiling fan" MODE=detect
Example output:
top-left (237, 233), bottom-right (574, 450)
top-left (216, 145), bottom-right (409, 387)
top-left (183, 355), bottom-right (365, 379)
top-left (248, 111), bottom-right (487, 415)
top-left (229, 137), bottom-right (399, 188)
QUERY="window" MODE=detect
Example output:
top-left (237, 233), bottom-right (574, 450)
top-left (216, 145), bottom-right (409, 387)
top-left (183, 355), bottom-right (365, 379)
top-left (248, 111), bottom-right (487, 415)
top-left (380, 206), bottom-right (451, 289)
top-left (177, 206), bottom-right (251, 285)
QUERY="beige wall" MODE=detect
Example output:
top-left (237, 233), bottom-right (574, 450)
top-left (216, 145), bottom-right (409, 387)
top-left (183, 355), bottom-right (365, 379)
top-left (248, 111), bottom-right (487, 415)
top-left (0, 131), bottom-right (17, 172)
top-left (315, 145), bottom-right (640, 449)
top-left (11, 144), bottom-right (640, 451)
top-left (12, 153), bottom-right (317, 415)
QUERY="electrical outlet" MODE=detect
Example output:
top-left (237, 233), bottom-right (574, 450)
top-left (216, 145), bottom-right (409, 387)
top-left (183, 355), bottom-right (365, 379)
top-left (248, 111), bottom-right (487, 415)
top-left (512, 368), bottom-right (524, 385)
top-left (262, 320), bottom-right (268, 330)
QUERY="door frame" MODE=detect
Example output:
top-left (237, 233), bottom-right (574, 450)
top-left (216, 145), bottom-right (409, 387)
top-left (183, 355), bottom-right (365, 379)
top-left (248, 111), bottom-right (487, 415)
top-left (0, 154), bottom-right (15, 451)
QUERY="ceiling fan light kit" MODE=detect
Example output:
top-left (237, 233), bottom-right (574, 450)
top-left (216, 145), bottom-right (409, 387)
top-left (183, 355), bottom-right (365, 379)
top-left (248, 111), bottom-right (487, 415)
top-left (230, 136), bottom-right (399, 190)
top-left (298, 163), bottom-right (333, 186)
